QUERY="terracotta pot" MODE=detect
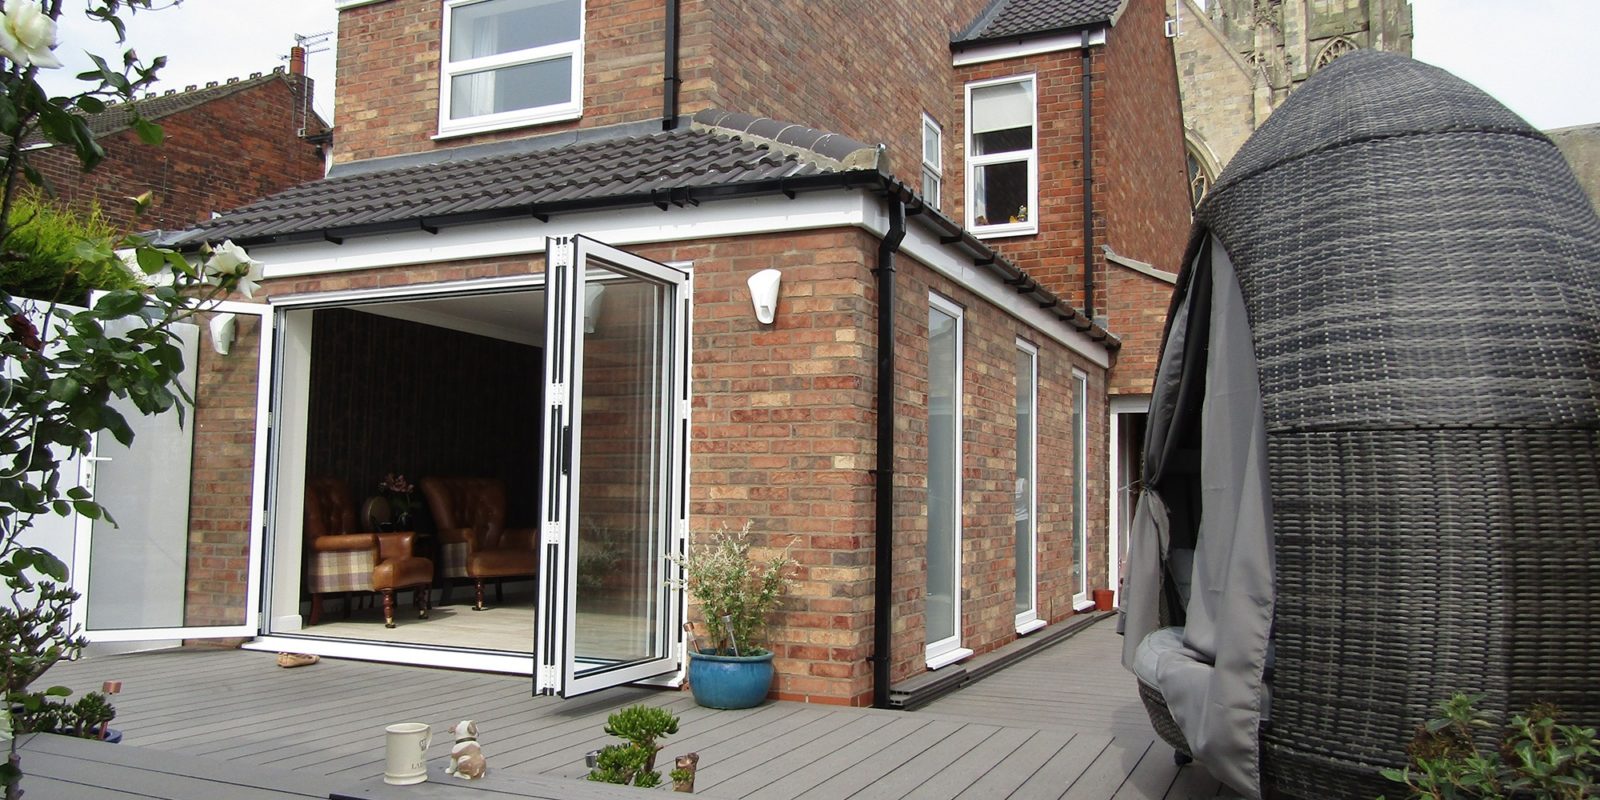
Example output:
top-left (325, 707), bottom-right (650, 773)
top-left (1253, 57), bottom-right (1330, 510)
top-left (1093, 588), bottom-right (1115, 611)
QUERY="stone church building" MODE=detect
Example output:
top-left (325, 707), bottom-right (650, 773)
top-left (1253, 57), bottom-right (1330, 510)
top-left (1169, 0), bottom-right (1413, 203)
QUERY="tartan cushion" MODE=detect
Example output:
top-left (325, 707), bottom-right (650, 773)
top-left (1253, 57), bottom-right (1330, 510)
top-left (310, 549), bottom-right (375, 593)
top-left (440, 542), bottom-right (470, 579)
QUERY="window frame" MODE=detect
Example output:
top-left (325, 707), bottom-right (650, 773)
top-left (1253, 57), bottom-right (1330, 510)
top-left (921, 113), bottom-right (943, 207)
top-left (925, 293), bottom-right (971, 669)
top-left (1071, 369), bottom-right (1090, 607)
top-left (437, 0), bottom-right (586, 139)
top-left (964, 74), bottom-right (1038, 239)
top-left (1014, 338), bottom-right (1042, 634)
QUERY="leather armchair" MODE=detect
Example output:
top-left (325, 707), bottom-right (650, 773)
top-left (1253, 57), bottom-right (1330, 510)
top-left (419, 477), bottom-right (538, 610)
top-left (304, 477), bottom-right (433, 628)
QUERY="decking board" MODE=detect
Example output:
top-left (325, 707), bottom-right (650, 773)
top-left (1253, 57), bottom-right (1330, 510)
top-left (36, 614), bottom-right (1224, 799)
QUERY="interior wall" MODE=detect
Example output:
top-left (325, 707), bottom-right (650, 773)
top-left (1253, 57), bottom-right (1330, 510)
top-left (304, 308), bottom-right (543, 527)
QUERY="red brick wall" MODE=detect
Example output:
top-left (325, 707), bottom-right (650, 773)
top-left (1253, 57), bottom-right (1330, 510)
top-left (228, 221), bottom-right (1108, 704)
top-left (888, 258), bottom-right (1109, 687)
top-left (334, 0), bottom-right (673, 162)
top-left (29, 76), bottom-right (324, 232)
top-left (1101, 0), bottom-right (1190, 272)
top-left (954, 49), bottom-right (1103, 314)
top-left (184, 310), bottom-right (264, 626)
top-left (1099, 0), bottom-right (1191, 396)
top-left (1105, 266), bottom-right (1178, 395)
top-left (694, 0), bottom-right (988, 220)
top-left (331, 0), bottom-right (989, 215)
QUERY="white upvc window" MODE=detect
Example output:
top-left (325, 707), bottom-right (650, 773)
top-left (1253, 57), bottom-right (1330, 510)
top-left (1071, 369), bottom-right (1090, 607)
top-left (1014, 338), bottom-right (1042, 633)
top-left (965, 75), bottom-right (1037, 238)
top-left (921, 114), bottom-right (943, 206)
top-left (926, 293), bottom-right (971, 669)
top-left (439, 0), bottom-right (585, 138)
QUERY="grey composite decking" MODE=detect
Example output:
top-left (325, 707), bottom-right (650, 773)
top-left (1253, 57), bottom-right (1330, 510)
top-left (28, 616), bottom-right (1226, 799)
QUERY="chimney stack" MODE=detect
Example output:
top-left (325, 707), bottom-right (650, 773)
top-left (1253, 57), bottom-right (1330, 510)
top-left (289, 45), bottom-right (306, 76)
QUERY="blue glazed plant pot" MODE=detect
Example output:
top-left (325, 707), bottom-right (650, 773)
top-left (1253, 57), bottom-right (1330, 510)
top-left (688, 649), bottom-right (775, 709)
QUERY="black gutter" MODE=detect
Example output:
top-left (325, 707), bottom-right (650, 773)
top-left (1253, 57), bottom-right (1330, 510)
top-left (662, 0), bottom-right (681, 131)
top-left (1081, 45), bottom-right (1096, 321)
top-left (872, 195), bottom-right (906, 709)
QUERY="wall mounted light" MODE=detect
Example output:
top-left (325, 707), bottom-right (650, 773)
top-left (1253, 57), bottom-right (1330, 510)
top-left (747, 268), bottom-right (781, 325)
top-left (584, 284), bottom-right (607, 334)
top-left (208, 312), bottom-right (237, 355)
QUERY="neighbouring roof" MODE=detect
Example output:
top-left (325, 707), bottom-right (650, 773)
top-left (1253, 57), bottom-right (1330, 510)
top-left (175, 110), bottom-right (879, 246)
top-left (954, 0), bottom-right (1123, 44)
top-left (32, 69), bottom-right (324, 145)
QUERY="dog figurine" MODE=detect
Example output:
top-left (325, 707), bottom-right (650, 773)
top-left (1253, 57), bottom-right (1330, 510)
top-left (445, 720), bottom-right (487, 780)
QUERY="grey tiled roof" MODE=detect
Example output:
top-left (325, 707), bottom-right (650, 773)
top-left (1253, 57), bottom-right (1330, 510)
top-left (954, 0), bottom-right (1123, 43)
top-left (178, 113), bottom-right (861, 245)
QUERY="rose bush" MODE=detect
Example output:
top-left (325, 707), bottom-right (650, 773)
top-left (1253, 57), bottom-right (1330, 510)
top-left (0, 2), bottom-right (258, 796)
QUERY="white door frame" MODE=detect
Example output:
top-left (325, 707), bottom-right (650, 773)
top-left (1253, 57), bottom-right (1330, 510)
top-left (1107, 395), bottom-right (1149, 606)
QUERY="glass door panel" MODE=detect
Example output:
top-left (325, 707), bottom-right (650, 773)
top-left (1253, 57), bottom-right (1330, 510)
top-left (73, 301), bottom-right (274, 641)
top-left (536, 236), bottom-right (687, 697)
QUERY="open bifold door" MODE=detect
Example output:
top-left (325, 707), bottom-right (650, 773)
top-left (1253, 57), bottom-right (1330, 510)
top-left (70, 299), bottom-right (274, 642)
top-left (535, 236), bottom-right (690, 697)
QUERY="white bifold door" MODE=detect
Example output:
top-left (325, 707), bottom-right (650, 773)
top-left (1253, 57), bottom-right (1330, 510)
top-left (70, 300), bottom-right (274, 643)
top-left (535, 236), bottom-right (690, 697)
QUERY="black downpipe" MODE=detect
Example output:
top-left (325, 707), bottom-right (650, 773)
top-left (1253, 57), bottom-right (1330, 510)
top-left (662, 0), bottom-right (681, 130)
top-left (872, 194), bottom-right (906, 709)
top-left (1081, 45), bottom-right (1096, 320)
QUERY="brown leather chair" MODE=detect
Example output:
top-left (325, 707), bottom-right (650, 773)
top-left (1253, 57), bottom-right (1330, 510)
top-left (419, 477), bottom-right (538, 610)
top-left (303, 477), bottom-right (433, 628)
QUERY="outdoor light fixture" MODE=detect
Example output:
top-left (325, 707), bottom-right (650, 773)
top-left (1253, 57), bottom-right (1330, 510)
top-left (747, 268), bottom-right (781, 324)
top-left (583, 284), bottom-right (606, 334)
top-left (208, 312), bottom-right (237, 355)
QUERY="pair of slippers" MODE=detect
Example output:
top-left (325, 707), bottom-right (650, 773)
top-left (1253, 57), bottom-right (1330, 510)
top-left (276, 652), bottom-right (320, 668)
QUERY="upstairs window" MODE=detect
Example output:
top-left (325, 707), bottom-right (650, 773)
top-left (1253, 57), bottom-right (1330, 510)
top-left (966, 75), bottom-right (1037, 237)
top-left (921, 114), bottom-right (943, 206)
top-left (439, 0), bottom-right (584, 137)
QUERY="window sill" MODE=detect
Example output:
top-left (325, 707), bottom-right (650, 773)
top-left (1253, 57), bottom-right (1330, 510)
top-left (925, 647), bottom-right (974, 670)
top-left (434, 107), bottom-right (582, 142)
top-left (1015, 618), bottom-right (1047, 635)
top-left (972, 221), bottom-right (1038, 239)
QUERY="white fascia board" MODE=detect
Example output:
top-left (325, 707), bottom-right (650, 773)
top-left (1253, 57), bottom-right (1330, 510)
top-left (862, 204), bottom-right (1113, 368)
top-left (245, 191), bottom-right (1111, 366)
top-left (952, 30), bottom-right (1100, 67)
top-left (249, 192), bottom-right (865, 278)
top-left (334, 0), bottom-right (389, 9)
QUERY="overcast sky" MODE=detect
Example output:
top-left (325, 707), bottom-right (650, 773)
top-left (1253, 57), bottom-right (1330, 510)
top-left (35, 0), bottom-right (1600, 132)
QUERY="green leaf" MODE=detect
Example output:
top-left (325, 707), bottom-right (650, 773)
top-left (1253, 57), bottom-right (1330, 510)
top-left (76, 95), bottom-right (107, 114)
top-left (135, 247), bottom-right (167, 275)
top-left (94, 290), bottom-right (148, 317)
top-left (132, 117), bottom-right (164, 146)
top-left (30, 549), bottom-right (69, 582)
top-left (71, 501), bottom-right (103, 520)
top-left (44, 686), bottom-right (71, 697)
top-left (46, 377), bottom-right (82, 402)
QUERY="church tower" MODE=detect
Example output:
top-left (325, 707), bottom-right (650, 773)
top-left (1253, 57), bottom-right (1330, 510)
top-left (1170, 0), bottom-right (1414, 204)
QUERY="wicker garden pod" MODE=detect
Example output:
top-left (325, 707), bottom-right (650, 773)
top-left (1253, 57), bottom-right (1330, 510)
top-left (1120, 50), bottom-right (1600, 799)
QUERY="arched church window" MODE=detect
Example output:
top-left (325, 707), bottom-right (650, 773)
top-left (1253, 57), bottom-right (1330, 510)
top-left (1187, 149), bottom-right (1212, 208)
top-left (1314, 37), bottom-right (1358, 70)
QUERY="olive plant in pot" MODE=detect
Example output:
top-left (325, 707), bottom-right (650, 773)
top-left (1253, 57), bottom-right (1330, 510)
top-left (667, 523), bottom-right (795, 709)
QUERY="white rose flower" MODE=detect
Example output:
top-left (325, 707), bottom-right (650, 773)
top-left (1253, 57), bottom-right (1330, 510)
top-left (203, 239), bottom-right (264, 298)
top-left (0, 0), bottom-right (62, 70)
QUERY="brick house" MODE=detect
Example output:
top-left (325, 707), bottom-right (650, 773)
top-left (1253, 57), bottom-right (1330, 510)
top-left (73, 0), bottom-right (1190, 707)
top-left (27, 49), bottom-right (329, 235)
